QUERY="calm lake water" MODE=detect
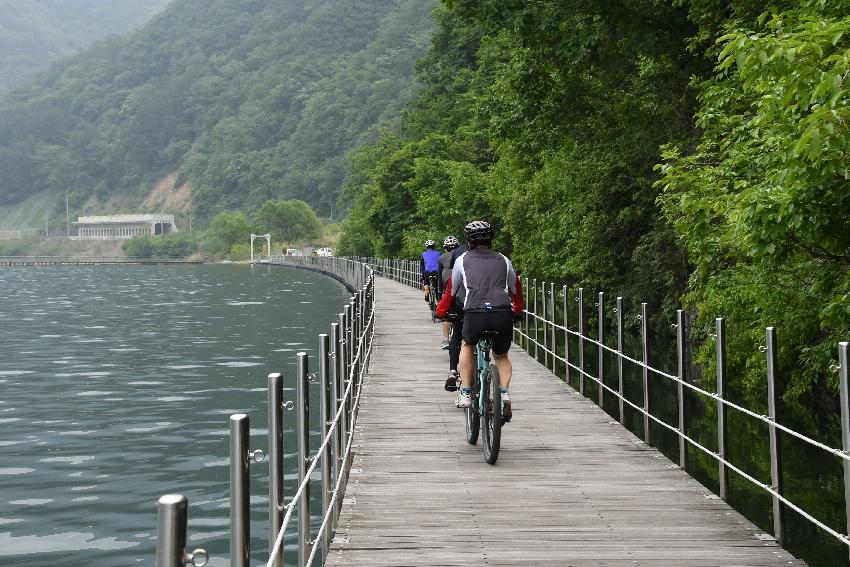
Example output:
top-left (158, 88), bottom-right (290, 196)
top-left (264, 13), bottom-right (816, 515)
top-left (0, 265), bottom-right (349, 566)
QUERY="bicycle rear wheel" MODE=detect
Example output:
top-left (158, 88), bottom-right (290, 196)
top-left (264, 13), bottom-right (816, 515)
top-left (429, 283), bottom-right (438, 322)
top-left (465, 379), bottom-right (480, 445)
top-left (482, 364), bottom-right (502, 464)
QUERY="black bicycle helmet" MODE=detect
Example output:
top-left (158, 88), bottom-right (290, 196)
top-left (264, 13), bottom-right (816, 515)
top-left (424, 239), bottom-right (436, 248)
top-left (443, 235), bottom-right (459, 249)
top-left (464, 220), bottom-right (492, 243)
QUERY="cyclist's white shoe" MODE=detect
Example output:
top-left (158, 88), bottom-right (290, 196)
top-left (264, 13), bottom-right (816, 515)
top-left (440, 340), bottom-right (450, 350)
top-left (501, 390), bottom-right (512, 422)
top-left (457, 392), bottom-right (472, 408)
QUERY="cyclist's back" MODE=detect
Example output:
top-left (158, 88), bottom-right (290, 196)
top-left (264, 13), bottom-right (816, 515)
top-left (454, 247), bottom-right (516, 313)
top-left (420, 239), bottom-right (440, 301)
top-left (436, 221), bottom-right (523, 417)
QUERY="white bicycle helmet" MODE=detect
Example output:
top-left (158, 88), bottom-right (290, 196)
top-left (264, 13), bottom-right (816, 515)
top-left (443, 235), bottom-right (459, 249)
top-left (424, 239), bottom-right (436, 248)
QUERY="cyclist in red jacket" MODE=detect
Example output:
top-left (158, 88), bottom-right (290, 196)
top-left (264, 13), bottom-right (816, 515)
top-left (436, 221), bottom-right (524, 419)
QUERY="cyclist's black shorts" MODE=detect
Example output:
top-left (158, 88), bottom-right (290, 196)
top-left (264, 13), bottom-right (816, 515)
top-left (421, 270), bottom-right (439, 285)
top-left (462, 309), bottom-right (513, 355)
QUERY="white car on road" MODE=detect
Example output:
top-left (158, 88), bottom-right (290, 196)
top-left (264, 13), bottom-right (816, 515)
top-left (316, 247), bottom-right (335, 257)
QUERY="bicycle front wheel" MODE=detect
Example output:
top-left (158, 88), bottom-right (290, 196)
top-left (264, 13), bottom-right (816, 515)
top-left (482, 363), bottom-right (502, 464)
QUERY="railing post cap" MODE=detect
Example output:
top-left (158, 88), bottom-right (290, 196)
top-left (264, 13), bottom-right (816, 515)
top-left (158, 493), bottom-right (187, 505)
top-left (230, 413), bottom-right (248, 422)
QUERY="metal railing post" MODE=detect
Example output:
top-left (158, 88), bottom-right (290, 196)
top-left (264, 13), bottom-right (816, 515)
top-left (598, 292), bottom-right (605, 407)
top-left (563, 285), bottom-right (569, 385)
top-left (838, 342), bottom-right (850, 563)
top-left (347, 300), bottom-right (355, 432)
top-left (230, 414), bottom-right (250, 567)
top-left (542, 280), bottom-right (548, 368)
top-left (296, 352), bottom-right (312, 567)
top-left (330, 323), bottom-right (341, 517)
top-left (616, 297), bottom-right (624, 424)
top-left (533, 279), bottom-right (539, 361)
top-left (578, 288), bottom-right (585, 395)
top-left (156, 494), bottom-right (207, 567)
top-left (717, 318), bottom-right (729, 500)
top-left (524, 277), bottom-right (530, 352)
top-left (641, 302), bottom-right (650, 445)
top-left (676, 310), bottom-right (687, 470)
top-left (319, 334), bottom-right (332, 555)
top-left (550, 283), bottom-right (556, 373)
top-left (343, 305), bottom-right (352, 433)
top-left (765, 327), bottom-right (784, 545)
top-left (268, 373), bottom-right (284, 567)
top-left (336, 313), bottom-right (347, 512)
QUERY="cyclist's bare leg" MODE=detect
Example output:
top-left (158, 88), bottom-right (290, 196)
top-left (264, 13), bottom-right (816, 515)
top-left (493, 352), bottom-right (512, 388)
top-left (459, 341), bottom-right (475, 388)
top-left (442, 320), bottom-right (451, 341)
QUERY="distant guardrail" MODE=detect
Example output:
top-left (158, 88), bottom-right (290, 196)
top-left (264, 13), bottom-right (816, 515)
top-left (0, 256), bottom-right (203, 266)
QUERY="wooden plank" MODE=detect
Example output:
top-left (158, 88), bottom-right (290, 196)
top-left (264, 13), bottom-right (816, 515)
top-left (329, 277), bottom-right (806, 566)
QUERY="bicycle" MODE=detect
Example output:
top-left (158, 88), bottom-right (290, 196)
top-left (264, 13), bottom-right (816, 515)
top-left (464, 330), bottom-right (503, 464)
top-left (427, 274), bottom-right (438, 323)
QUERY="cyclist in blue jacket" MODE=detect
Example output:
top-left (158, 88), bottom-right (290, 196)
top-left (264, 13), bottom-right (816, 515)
top-left (420, 239), bottom-right (441, 302)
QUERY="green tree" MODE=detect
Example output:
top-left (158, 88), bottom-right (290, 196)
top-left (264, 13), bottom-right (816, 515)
top-left (658, 6), bottom-right (850, 403)
top-left (253, 199), bottom-right (322, 244)
top-left (203, 210), bottom-right (250, 257)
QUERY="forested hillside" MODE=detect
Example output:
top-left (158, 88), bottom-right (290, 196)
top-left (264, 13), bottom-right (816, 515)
top-left (0, 0), bottom-right (171, 93)
top-left (340, 0), bottom-right (850, 414)
top-left (0, 0), bottom-right (434, 219)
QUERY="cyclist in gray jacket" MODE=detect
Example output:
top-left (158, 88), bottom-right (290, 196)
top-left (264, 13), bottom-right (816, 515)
top-left (436, 221), bottom-right (524, 419)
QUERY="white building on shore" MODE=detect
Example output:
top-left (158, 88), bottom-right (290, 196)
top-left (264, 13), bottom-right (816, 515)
top-left (73, 214), bottom-right (177, 240)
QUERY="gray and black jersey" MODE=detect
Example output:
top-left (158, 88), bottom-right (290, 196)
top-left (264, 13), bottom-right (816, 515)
top-left (438, 251), bottom-right (453, 292)
top-left (449, 248), bottom-right (520, 312)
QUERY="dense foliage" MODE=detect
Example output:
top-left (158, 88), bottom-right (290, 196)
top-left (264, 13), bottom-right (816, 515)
top-left (200, 198), bottom-right (323, 258)
top-left (0, 0), bottom-right (169, 93)
top-left (121, 232), bottom-right (198, 259)
top-left (659, 2), bottom-right (850, 409)
top-left (341, 1), bottom-right (701, 313)
top-left (341, 0), bottom-right (850, 411)
top-left (0, 0), bottom-right (435, 219)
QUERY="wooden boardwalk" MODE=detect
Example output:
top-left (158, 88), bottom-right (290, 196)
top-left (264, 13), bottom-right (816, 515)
top-left (328, 277), bottom-right (805, 566)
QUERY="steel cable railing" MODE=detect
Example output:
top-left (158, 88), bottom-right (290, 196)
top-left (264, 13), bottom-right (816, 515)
top-left (154, 256), bottom-right (375, 567)
top-left (363, 258), bottom-right (850, 559)
top-left (266, 285), bottom-right (375, 565)
top-left (153, 255), bottom-right (850, 564)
